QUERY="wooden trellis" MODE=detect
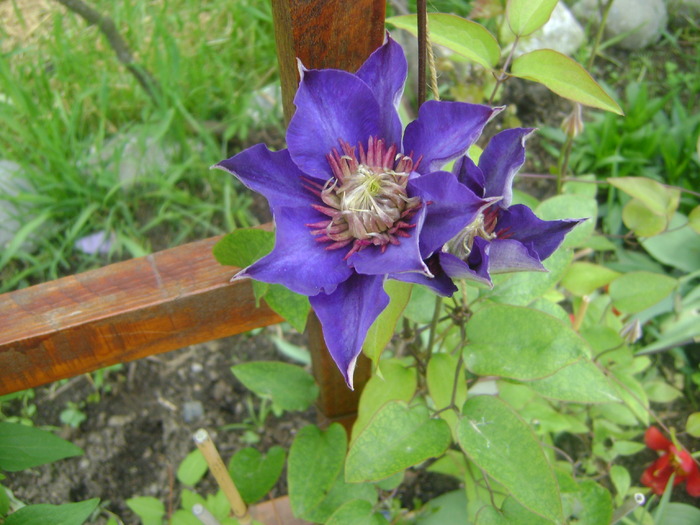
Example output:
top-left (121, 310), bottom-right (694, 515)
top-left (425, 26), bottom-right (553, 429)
top-left (0, 0), bottom-right (387, 428)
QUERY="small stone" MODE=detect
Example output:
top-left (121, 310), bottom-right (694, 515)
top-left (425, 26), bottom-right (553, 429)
top-left (190, 362), bottom-right (204, 374)
top-left (182, 401), bottom-right (204, 423)
top-left (573, 0), bottom-right (667, 50)
top-left (107, 414), bottom-right (134, 427)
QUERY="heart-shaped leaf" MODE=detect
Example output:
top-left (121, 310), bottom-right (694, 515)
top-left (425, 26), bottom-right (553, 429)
top-left (346, 401), bottom-right (451, 482)
top-left (231, 361), bottom-right (318, 412)
top-left (228, 446), bottom-right (285, 504)
top-left (506, 0), bottom-right (558, 37)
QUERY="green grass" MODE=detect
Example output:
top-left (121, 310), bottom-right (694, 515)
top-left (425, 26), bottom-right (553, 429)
top-left (0, 0), bottom-right (281, 292)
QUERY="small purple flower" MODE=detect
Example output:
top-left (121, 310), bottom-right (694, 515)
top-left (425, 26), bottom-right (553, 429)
top-left (214, 36), bottom-right (498, 388)
top-left (430, 128), bottom-right (583, 286)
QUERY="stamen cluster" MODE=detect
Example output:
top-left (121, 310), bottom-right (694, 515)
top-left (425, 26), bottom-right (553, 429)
top-left (305, 136), bottom-right (422, 258)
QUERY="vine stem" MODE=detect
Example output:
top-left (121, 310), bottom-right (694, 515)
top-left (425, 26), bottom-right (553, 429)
top-left (417, 0), bottom-right (427, 106)
top-left (488, 35), bottom-right (519, 105)
top-left (426, 295), bottom-right (443, 356)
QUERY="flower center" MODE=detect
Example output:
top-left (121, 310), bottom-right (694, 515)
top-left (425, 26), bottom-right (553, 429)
top-left (305, 136), bottom-right (422, 258)
top-left (446, 206), bottom-right (498, 259)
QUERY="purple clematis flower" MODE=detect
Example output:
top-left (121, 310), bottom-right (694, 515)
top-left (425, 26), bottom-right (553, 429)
top-left (214, 35), bottom-right (499, 388)
top-left (427, 128), bottom-right (583, 286)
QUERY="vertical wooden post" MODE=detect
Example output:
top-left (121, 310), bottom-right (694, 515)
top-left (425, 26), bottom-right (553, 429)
top-left (270, 0), bottom-right (386, 430)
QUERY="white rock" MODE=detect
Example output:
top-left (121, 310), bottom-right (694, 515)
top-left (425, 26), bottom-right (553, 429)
top-left (574, 0), bottom-right (668, 50)
top-left (514, 3), bottom-right (586, 57)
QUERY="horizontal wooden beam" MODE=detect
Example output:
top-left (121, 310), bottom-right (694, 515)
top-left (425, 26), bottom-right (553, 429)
top-left (0, 235), bottom-right (282, 396)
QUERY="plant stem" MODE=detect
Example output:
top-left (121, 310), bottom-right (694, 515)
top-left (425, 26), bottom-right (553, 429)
top-left (426, 295), bottom-right (443, 356)
top-left (488, 35), bottom-right (519, 105)
top-left (587, 0), bottom-right (615, 71)
top-left (417, 0), bottom-right (427, 106)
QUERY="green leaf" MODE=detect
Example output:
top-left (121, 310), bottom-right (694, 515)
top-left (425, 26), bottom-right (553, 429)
top-left (415, 490), bottom-right (468, 525)
top-left (506, 0), bottom-right (558, 36)
top-left (535, 193), bottom-right (597, 248)
top-left (228, 446), bottom-right (285, 504)
top-left (641, 213), bottom-right (700, 273)
top-left (0, 423), bottom-right (83, 472)
top-left (622, 198), bottom-right (668, 236)
top-left (346, 401), bottom-right (451, 482)
top-left (231, 361), bottom-right (318, 412)
top-left (363, 281), bottom-right (412, 366)
top-left (326, 499), bottom-right (388, 525)
top-left (212, 228), bottom-right (274, 267)
top-left (526, 359), bottom-right (619, 403)
top-left (609, 271), bottom-right (677, 314)
top-left (4, 499), bottom-right (100, 525)
top-left (608, 177), bottom-right (680, 222)
top-left (304, 476), bottom-right (378, 524)
top-left (687, 412), bottom-right (700, 438)
top-left (126, 497), bottom-right (165, 525)
top-left (560, 479), bottom-right (613, 525)
top-left (288, 424), bottom-right (347, 519)
top-left (176, 449), bottom-right (208, 486)
top-left (458, 396), bottom-right (562, 521)
top-left (511, 50), bottom-right (623, 114)
top-left (654, 502), bottom-right (700, 525)
top-left (483, 246), bottom-right (572, 305)
top-left (427, 353), bottom-right (467, 438)
top-left (0, 484), bottom-right (10, 516)
top-left (352, 359), bottom-right (417, 443)
top-left (386, 14), bottom-right (500, 69)
top-left (263, 284), bottom-right (310, 333)
top-left (562, 262), bottom-right (621, 296)
top-left (689, 206), bottom-right (700, 234)
top-left (645, 380), bottom-right (682, 403)
top-left (476, 497), bottom-right (555, 524)
top-left (464, 304), bottom-right (589, 380)
top-left (610, 465), bottom-right (631, 501)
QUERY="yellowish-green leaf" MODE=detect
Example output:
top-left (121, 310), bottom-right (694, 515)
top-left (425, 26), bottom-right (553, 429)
top-left (386, 14), bottom-right (500, 69)
top-left (622, 198), bottom-right (668, 237)
top-left (511, 50), bottom-right (623, 114)
top-left (688, 205), bottom-right (700, 234)
top-left (608, 177), bottom-right (680, 221)
top-left (561, 262), bottom-right (621, 296)
top-left (609, 271), bottom-right (677, 314)
top-left (506, 0), bottom-right (558, 37)
top-left (687, 413), bottom-right (700, 438)
top-left (363, 281), bottom-right (412, 367)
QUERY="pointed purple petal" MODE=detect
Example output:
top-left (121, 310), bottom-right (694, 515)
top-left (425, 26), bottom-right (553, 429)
top-left (487, 238), bottom-right (546, 273)
top-left (409, 171), bottom-right (489, 257)
top-left (440, 241), bottom-right (493, 287)
top-left (390, 253), bottom-right (458, 296)
top-left (239, 206), bottom-right (352, 296)
top-left (402, 101), bottom-right (501, 174)
top-left (214, 144), bottom-right (311, 209)
top-left (496, 204), bottom-right (583, 261)
top-left (452, 155), bottom-right (485, 197)
top-left (480, 128), bottom-right (535, 208)
top-left (348, 206), bottom-right (428, 275)
top-left (355, 34), bottom-right (406, 148)
top-left (310, 273), bottom-right (389, 389)
top-left (287, 68), bottom-right (382, 180)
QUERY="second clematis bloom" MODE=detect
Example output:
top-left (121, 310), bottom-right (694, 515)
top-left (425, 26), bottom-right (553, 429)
top-left (641, 426), bottom-right (700, 497)
top-left (215, 36), bottom-right (498, 388)
top-left (403, 127), bottom-right (583, 289)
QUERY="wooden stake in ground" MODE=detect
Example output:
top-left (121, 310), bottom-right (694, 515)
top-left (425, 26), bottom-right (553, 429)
top-left (193, 428), bottom-right (252, 524)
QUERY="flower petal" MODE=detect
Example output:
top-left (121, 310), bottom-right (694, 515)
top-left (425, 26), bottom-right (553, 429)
top-left (287, 67), bottom-right (383, 179)
top-left (348, 206), bottom-right (429, 275)
top-left (440, 240), bottom-right (493, 287)
top-left (487, 238), bottom-right (547, 273)
top-left (480, 128), bottom-right (535, 208)
top-left (496, 204), bottom-right (582, 261)
top-left (309, 273), bottom-right (389, 389)
top-left (390, 253), bottom-right (458, 296)
top-left (355, 34), bottom-right (406, 148)
top-left (409, 171), bottom-right (489, 257)
top-left (238, 206), bottom-right (352, 296)
top-left (214, 144), bottom-right (311, 209)
top-left (645, 426), bottom-right (672, 451)
top-left (685, 465), bottom-right (700, 497)
top-left (452, 155), bottom-right (485, 197)
top-left (402, 101), bottom-right (501, 174)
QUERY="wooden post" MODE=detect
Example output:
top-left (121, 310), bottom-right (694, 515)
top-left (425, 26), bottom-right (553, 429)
top-left (270, 0), bottom-right (386, 430)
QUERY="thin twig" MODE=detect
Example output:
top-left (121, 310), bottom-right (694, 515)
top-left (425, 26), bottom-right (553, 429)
top-left (54, 0), bottom-right (161, 103)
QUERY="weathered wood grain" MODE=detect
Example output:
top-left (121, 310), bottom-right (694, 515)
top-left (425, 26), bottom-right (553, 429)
top-left (0, 236), bottom-right (282, 395)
